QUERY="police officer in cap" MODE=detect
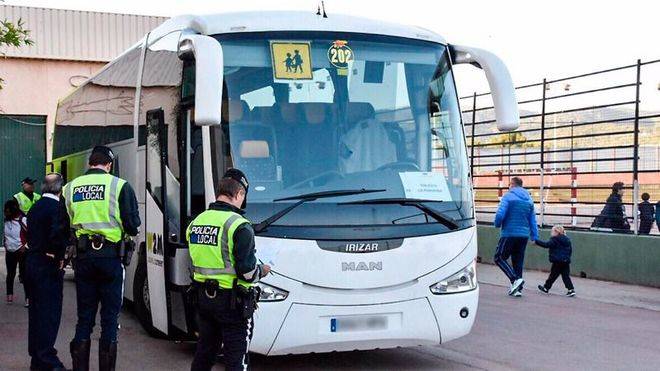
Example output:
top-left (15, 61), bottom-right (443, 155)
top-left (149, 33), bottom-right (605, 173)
top-left (65, 146), bottom-right (141, 371)
top-left (15, 177), bottom-right (42, 215)
top-left (188, 168), bottom-right (271, 371)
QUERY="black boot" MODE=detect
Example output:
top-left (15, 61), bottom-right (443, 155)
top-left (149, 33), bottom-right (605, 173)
top-left (98, 341), bottom-right (117, 371)
top-left (70, 339), bottom-right (91, 371)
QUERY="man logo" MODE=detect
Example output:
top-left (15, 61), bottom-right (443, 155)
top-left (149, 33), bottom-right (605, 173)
top-left (341, 261), bottom-right (383, 271)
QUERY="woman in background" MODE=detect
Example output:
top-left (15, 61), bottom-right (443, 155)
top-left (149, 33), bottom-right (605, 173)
top-left (4, 198), bottom-right (28, 306)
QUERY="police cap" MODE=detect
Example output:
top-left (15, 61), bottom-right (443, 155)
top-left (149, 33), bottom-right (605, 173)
top-left (223, 168), bottom-right (249, 193)
top-left (89, 146), bottom-right (116, 166)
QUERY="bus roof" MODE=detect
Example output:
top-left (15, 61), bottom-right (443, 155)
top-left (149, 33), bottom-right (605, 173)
top-left (150, 11), bottom-right (445, 44)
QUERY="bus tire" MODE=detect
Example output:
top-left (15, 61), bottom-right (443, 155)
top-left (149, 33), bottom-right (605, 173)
top-left (133, 258), bottom-right (166, 338)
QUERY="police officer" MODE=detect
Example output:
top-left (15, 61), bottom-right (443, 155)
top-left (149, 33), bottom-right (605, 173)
top-left (15, 177), bottom-right (42, 215)
top-left (65, 146), bottom-right (141, 371)
top-left (188, 169), bottom-right (270, 371)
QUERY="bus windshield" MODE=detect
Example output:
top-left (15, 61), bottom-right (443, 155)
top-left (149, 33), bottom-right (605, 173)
top-left (210, 32), bottom-right (473, 234)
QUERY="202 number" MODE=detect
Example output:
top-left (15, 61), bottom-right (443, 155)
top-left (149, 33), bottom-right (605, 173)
top-left (330, 48), bottom-right (352, 65)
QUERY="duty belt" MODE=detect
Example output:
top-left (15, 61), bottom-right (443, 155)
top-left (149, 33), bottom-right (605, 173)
top-left (194, 280), bottom-right (231, 299)
top-left (77, 234), bottom-right (119, 258)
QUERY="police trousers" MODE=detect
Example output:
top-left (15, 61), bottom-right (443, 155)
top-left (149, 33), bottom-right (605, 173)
top-left (191, 288), bottom-right (254, 371)
top-left (25, 253), bottom-right (65, 370)
top-left (73, 257), bottom-right (124, 344)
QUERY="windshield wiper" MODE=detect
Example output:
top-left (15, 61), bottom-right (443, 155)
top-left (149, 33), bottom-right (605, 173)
top-left (339, 198), bottom-right (459, 230)
top-left (253, 189), bottom-right (386, 234)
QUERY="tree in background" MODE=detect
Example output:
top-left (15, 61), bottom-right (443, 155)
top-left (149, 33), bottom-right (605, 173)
top-left (488, 132), bottom-right (534, 148)
top-left (1, 14), bottom-right (33, 89)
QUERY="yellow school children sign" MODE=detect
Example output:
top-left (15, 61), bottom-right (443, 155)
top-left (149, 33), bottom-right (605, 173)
top-left (270, 41), bottom-right (313, 81)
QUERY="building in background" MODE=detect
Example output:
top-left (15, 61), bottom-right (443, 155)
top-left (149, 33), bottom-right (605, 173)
top-left (0, 4), bottom-right (166, 160)
top-left (0, 5), bottom-right (165, 237)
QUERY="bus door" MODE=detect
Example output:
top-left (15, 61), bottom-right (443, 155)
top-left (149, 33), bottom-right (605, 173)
top-left (144, 108), bottom-right (171, 335)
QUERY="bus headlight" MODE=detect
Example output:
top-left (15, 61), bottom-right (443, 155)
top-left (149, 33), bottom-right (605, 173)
top-left (429, 261), bottom-right (477, 295)
top-left (256, 282), bottom-right (288, 302)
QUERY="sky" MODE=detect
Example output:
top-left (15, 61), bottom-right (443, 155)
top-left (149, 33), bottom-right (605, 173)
top-left (5, 0), bottom-right (660, 100)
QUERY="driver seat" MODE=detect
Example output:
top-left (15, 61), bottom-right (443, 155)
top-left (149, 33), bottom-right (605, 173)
top-left (339, 102), bottom-right (398, 173)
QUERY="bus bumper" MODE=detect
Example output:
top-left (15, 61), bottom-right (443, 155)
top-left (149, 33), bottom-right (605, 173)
top-left (250, 286), bottom-right (478, 355)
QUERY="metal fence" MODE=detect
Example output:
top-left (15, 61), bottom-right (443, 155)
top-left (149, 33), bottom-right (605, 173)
top-left (0, 114), bottom-right (47, 242)
top-left (461, 59), bottom-right (660, 235)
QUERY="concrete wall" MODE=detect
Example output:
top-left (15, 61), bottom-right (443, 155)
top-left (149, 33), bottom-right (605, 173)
top-left (0, 58), bottom-right (105, 159)
top-left (477, 225), bottom-right (660, 288)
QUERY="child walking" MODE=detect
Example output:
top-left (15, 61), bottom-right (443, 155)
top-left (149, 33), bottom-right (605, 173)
top-left (284, 52), bottom-right (293, 72)
top-left (535, 225), bottom-right (575, 297)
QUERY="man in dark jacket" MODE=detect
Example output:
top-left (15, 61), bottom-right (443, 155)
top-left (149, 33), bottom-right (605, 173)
top-left (493, 177), bottom-right (538, 297)
top-left (535, 225), bottom-right (575, 297)
top-left (638, 193), bottom-right (655, 234)
top-left (24, 173), bottom-right (71, 371)
top-left (592, 182), bottom-right (629, 232)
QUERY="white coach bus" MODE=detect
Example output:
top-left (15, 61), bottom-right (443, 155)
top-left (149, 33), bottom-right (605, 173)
top-left (49, 11), bottom-right (519, 355)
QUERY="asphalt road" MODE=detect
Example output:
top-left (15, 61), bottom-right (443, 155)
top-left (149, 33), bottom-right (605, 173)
top-left (1, 263), bottom-right (659, 370)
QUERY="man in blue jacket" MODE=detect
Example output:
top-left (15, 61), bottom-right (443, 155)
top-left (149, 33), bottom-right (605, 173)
top-left (493, 177), bottom-right (538, 297)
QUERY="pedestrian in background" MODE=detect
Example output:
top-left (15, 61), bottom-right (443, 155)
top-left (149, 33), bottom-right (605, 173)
top-left (493, 176), bottom-right (538, 297)
top-left (656, 199), bottom-right (660, 234)
top-left (592, 182), bottom-right (630, 232)
top-left (14, 177), bottom-right (42, 215)
top-left (535, 225), bottom-right (575, 297)
top-left (4, 198), bottom-right (28, 305)
top-left (24, 173), bottom-right (70, 371)
top-left (638, 193), bottom-right (655, 235)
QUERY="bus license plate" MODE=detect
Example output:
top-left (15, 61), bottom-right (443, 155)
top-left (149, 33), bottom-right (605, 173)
top-left (330, 315), bottom-right (388, 333)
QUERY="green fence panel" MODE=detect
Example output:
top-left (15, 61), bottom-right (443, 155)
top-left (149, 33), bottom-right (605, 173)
top-left (477, 225), bottom-right (660, 287)
top-left (0, 115), bottom-right (46, 243)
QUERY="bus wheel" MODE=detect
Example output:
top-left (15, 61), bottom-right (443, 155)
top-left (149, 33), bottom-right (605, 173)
top-left (133, 259), bottom-right (166, 338)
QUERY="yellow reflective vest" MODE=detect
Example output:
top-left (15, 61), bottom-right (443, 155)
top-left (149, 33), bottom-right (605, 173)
top-left (187, 209), bottom-right (251, 289)
top-left (64, 172), bottom-right (126, 243)
top-left (14, 192), bottom-right (41, 214)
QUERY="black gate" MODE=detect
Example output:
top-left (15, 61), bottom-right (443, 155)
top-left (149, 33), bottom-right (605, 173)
top-left (462, 59), bottom-right (660, 235)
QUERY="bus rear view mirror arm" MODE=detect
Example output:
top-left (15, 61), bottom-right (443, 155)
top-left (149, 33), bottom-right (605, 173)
top-left (178, 34), bottom-right (224, 126)
top-left (450, 45), bottom-right (519, 132)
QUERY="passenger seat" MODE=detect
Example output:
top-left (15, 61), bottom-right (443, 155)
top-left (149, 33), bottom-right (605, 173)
top-left (228, 101), bottom-right (280, 189)
top-left (300, 102), bottom-right (338, 176)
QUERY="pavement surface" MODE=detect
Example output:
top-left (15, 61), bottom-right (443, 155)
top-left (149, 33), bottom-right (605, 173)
top-left (1, 254), bottom-right (659, 370)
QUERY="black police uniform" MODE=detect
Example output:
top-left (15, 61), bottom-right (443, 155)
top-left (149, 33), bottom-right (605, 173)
top-left (25, 193), bottom-right (70, 371)
top-left (68, 146), bottom-right (141, 371)
top-left (191, 169), bottom-right (266, 371)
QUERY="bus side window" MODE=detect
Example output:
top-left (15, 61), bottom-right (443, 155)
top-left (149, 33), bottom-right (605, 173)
top-left (189, 126), bottom-right (206, 216)
top-left (112, 156), bottom-right (120, 177)
top-left (141, 31), bottom-right (184, 242)
top-left (60, 160), bottom-right (68, 184)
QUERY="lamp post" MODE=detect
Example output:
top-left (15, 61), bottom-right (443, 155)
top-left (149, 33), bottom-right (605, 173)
top-left (570, 119), bottom-right (577, 227)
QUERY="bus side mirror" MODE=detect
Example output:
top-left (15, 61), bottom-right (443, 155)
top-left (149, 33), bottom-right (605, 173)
top-left (178, 35), bottom-right (224, 126)
top-left (450, 45), bottom-right (519, 132)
